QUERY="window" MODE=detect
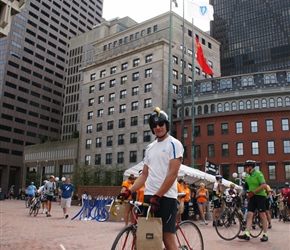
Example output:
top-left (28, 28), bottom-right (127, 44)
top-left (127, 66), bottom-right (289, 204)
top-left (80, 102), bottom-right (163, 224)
top-left (107, 121), bottom-right (114, 130)
top-left (130, 132), bottom-right (137, 143)
top-left (130, 151), bottom-right (137, 163)
top-left (261, 99), bottom-right (267, 108)
top-left (252, 141), bottom-right (259, 155)
top-left (239, 101), bottom-right (244, 110)
top-left (109, 79), bottom-right (116, 88)
top-left (144, 98), bottom-right (152, 108)
top-left (221, 123), bottom-right (228, 135)
top-left (268, 164), bottom-right (276, 180)
top-left (133, 59), bottom-right (140, 67)
top-left (145, 83), bottom-right (152, 93)
top-left (173, 70), bottom-right (178, 79)
top-left (264, 74), bottom-right (276, 84)
top-left (231, 102), bottom-right (237, 111)
top-left (282, 118), bottom-right (289, 131)
top-left (173, 56), bottom-right (178, 64)
top-left (110, 66), bottom-right (116, 74)
top-left (221, 79), bottom-right (232, 89)
top-left (100, 70), bottom-right (106, 78)
top-left (119, 104), bottom-right (126, 113)
top-left (145, 68), bottom-right (152, 78)
top-left (132, 86), bottom-right (139, 96)
top-left (88, 98), bottom-right (94, 106)
top-left (121, 76), bottom-right (127, 84)
top-left (119, 119), bottom-right (125, 128)
top-left (194, 126), bottom-right (201, 137)
top-left (269, 98), bottom-right (275, 108)
top-left (194, 145), bottom-right (201, 158)
top-left (87, 124), bottom-right (92, 133)
top-left (267, 141), bottom-right (275, 154)
top-left (173, 84), bottom-right (178, 94)
top-left (90, 73), bottom-right (96, 81)
top-left (254, 99), bottom-right (259, 109)
top-left (285, 164), bottom-right (290, 179)
top-left (86, 139), bottom-right (92, 149)
top-left (121, 63), bottom-right (128, 71)
top-left (85, 155), bottom-right (91, 165)
top-left (106, 153), bottom-right (112, 164)
top-left (266, 119), bottom-right (273, 132)
top-left (224, 102), bottom-right (230, 111)
top-left (96, 137), bottom-right (102, 148)
top-left (109, 93), bottom-right (115, 101)
top-left (208, 144), bottom-right (215, 157)
top-left (131, 116), bottom-right (138, 126)
top-left (96, 123), bottom-right (102, 132)
top-left (195, 67), bottom-right (200, 75)
top-left (132, 72), bottom-right (139, 81)
top-left (277, 97), bottom-right (283, 107)
top-left (89, 85), bottom-right (95, 93)
top-left (236, 142), bottom-right (244, 156)
top-left (95, 154), bottom-right (101, 165)
top-left (87, 111), bottom-right (93, 120)
top-left (117, 152), bottom-right (124, 164)
top-left (207, 124), bottom-right (214, 136)
top-left (251, 121), bottom-right (258, 133)
top-left (222, 143), bottom-right (229, 157)
top-left (246, 100), bottom-right (252, 109)
top-left (116, 133), bottom-right (125, 145)
top-left (120, 90), bottom-right (126, 99)
top-left (144, 114), bottom-right (150, 124)
top-left (132, 101), bottom-right (138, 111)
top-left (143, 131), bottom-right (151, 142)
top-left (283, 140), bottom-right (290, 153)
top-left (146, 54), bottom-right (152, 63)
top-left (108, 107), bottom-right (114, 115)
top-left (107, 136), bottom-right (113, 146)
top-left (98, 96), bottom-right (104, 104)
top-left (97, 109), bottom-right (103, 117)
top-left (99, 82), bottom-right (105, 90)
top-left (236, 122), bottom-right (243, 134)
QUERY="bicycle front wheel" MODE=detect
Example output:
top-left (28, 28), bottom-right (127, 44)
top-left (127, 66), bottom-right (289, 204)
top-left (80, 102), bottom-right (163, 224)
top-left (176, 220), bottom-right (204, 250)
top-left (215, 209), bottom-right (242, 241)
top-left (111, 225), bottom-right (136, 250)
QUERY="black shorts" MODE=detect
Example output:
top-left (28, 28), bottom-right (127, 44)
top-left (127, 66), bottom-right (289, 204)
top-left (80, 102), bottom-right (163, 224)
top-left (248, 195), bottom-right (266, 213)
top-left (213, 199), bottom-right (222, 209)
top-left (265, 198), bottom-right (270, 210)
top-left (46, 195), bottom-right (54, 201)
top-left (144, 195), bottom-right (177, 233)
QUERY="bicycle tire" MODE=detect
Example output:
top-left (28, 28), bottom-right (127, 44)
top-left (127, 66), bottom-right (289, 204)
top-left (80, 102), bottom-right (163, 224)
top-left (111, 225), bottom-right (136, 250)
top-left (95, 208), bottom-right (109, 222)
top-left (250, 211), bottom-right (263, 238)
top-left (176, 220), bottom-right (204, 250)
top-left (29, 206), bottom-right (33, 216)
top-left (215, 209), bottom-right (242, 241)
top-left (33, 201), bottom-right (40, 217)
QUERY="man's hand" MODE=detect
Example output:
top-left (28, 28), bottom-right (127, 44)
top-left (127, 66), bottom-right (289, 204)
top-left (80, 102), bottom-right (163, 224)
top-left (150, 195), bottom-right (161, 213)
top-left (247, 191), bottom-right (254, 198)
top-left (117, 189), bottom-right (131, 201)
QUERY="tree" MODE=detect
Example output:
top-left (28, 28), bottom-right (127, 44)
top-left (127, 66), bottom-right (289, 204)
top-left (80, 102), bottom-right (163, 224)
top-left (72, 131), bottom-right (79, 138)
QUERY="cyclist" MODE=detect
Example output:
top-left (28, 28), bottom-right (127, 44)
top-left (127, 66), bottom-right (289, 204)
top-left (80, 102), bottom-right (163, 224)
top-left (281, 182), bottom-right (290, 221)
top-left (26, 182), bottom-right (37, 204)
top-left (238, 160), bottom-right (268, 242)
top-left (212, 175), bottom-right (223, 227)
top-left (117, 107), bottom-right (184, 250)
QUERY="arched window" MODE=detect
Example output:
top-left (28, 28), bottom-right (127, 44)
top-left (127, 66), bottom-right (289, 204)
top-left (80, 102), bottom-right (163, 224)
top-left (206, 82), bottom-right (212, 91)
top-left (261, 98), bottom-right (267, 108)
top-left (217, 103), bottom-right (222, 112)
top-left (242, 78), bottom-right (247, 86)
top-left (287, 72), bottom-right (290, 82)
top-left (185, 107), bottom-right (189, 116)
top-left (204, 105), bottom-right (209, 114)
top-left (246, 100), bottom-right (251, 109)
top-left (221, 80), bottom-right (226, 89)
top-left (188, 86), bottom-right (192, 94)
top-left (198, 106), bottom-right (202, 115)
top-left (201, 83), bottom-right (206, 92)
top-left (270, 74), bottom-right (276, 83)
top-left (254, 99), bottom-right (259, 109)
top-left (210, 104), bottom-right (215, 113)
top-left (286, 96), bottom-right (290, 106)
top-left (224, 102), bottom-right (230, 111)
top-left (231, 101), bottom-right (237, 111)
top-left (269, 98), bottom-right (275, 108)
top-left (277, 97), bottom-right (283, 107)
top-left (248, 76), bottom-right (253, 86)
top-left (264, 75), bottom-right (270, 84)
top-left (239, 101), bottom-right (244, 110)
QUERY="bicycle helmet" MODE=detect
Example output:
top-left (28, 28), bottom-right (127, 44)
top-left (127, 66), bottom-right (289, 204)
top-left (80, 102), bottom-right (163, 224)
top-left (31, 182), bottom-right (34, 185)
top-left (216, 175), bottom-right (223, 182)
top-left (243, 160), bottom-right (256, 168)
top-left (285, 182), bottom-right (289, 187)
top-left (148, 107), bottom-right (170, 135)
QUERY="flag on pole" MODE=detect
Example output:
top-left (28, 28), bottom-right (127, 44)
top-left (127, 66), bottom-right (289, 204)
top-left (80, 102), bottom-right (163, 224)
top-left (205, 159), bottom-right (219, 176)
top-left (172, 0), bottom-right (178, 8)
top-left (187, 0), bottom-right (214, 20)
top-left (196, 37), bottom-right (214, 75)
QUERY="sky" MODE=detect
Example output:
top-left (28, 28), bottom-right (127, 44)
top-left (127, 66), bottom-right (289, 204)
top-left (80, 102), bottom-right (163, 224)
top-left (102, 0), bottom-right (210, 32)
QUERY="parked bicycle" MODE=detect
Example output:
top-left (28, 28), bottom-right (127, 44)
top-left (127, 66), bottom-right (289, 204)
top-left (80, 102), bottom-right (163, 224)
top-left (215, 194), bottom-right (262, 240)
top-left (29, 194), bottom-right (41, 217)
top-left (111, 199), bottom-right (204, 250)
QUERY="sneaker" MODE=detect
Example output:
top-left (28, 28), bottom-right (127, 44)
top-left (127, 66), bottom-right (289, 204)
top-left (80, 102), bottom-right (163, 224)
top-left (65, 214), bottom-right (69, 219)
top-left (200, 221), bottom-right (205, 225)
top-left (204, 221), bottom-right (208, 225)
top-left (46, 213), bottom-right (51, 217)
top-left (212, 221), bottom-right (216, 227)
top-left (260, 235), bottom-right (268, 242)
top-left (238, 234), bottom-right (250, 241)
top-left (41, 210), bottom-right (45, 214)
top-left (268, 224), bottom-right (272, 229)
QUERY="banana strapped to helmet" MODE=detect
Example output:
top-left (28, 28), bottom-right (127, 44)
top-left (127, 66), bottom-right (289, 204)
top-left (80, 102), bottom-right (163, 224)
top-left (148, 107), bottom-right (170, 137)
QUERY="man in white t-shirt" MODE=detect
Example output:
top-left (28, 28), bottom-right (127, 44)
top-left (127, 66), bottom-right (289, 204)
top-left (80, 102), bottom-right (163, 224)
top-left (118, 107), bottom-right (184, 250)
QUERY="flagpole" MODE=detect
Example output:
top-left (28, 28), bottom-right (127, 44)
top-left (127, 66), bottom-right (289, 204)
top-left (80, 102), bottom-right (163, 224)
top-left (180, 0), bottom-right (185, 147)
top-left (191, 17), bottom-right (195, 169)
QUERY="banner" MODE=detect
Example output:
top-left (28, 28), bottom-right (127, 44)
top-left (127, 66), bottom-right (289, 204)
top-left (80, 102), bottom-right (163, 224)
top-left (205, 160), bottom-right (219, 176)
top-left (187, 0), bottom-right (214, 20)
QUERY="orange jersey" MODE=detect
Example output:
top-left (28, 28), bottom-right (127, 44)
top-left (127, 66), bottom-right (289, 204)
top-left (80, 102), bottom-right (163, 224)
top-left (121, 181), bottom-right (133, 200)
top-left (184, 187), bottom-right (191, 202)
top-left (136, 185), bottom-right (145, 203)
top-left (177, 182), bottom-right (185, 202)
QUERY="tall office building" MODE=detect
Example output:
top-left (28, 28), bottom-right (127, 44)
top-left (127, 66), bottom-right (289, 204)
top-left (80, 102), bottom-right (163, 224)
top-left (210, 0), bottom-right (290, 76)
top-left (0, 0), bottom-right (103, 193)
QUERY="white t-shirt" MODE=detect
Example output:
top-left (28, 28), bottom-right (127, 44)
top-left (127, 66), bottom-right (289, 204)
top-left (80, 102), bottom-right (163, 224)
top-left (143, 135), bottom-right (184, 199)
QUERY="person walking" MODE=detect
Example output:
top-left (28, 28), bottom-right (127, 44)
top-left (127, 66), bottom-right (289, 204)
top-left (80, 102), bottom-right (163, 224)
top-left (9, 185), bottom-right (15, 200)
top-left (238, 160), bottom-right (268, 242)
top-left (117, 107), bottom-right (184, 250)
top-left (44, 175), bottom-right (56, 217)
top-left (265, 184), bottom-right (272, 228)
top-left (212, 175), bottom-right (223, 227)
top-left (59, 177), bottom-right (74, 219)
top-left (196, 183), bottom-right (208, 225)
top-left (37, 180), bottom-right (48, 214)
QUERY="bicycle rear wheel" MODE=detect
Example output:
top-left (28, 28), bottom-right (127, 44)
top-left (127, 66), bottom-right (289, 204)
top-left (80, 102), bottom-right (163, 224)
top-left (111, 225), bottom-right (135, 250)
top-left (176, 220), bottom-right (204, 250)
top-left (25, 198), bottom-right (30, 208)
top-left (250, 212), bottom-right (263, 238)
top-left (215, 209), bottom-right (242, 241)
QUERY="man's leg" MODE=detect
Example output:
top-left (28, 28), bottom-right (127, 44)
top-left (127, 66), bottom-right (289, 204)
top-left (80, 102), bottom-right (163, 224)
top-left (163, 232), bottom-right (178, 250)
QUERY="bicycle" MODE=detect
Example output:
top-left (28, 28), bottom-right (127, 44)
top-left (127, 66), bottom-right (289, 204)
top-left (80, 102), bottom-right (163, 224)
top-left (25, 195), bottom-right (34, 208)
top-left (111, 199), bottom-right (204, 250)
top-left (29, 194), bottom-right (41, 217)
top-left (215, 195), bottom-right (262, 241)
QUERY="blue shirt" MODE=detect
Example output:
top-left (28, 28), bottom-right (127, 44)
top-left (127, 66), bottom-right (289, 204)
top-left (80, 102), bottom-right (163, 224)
top-left (27, 185), bottom-right (36, 196)
top-left (60, 183), bottom-right (74, 199)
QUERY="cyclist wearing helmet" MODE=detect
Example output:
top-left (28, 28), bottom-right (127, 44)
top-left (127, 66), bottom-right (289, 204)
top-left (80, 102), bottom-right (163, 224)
top-left (238, 160), bottom-right (268, 242)
top-left (117, 107), bottom-right (184, 250)
top-left (212, 175), bottom-right (223, 227)
top-left (281, 182), bottom-right (290, 218)
top-left (27, 182), bottom-right (37, 199)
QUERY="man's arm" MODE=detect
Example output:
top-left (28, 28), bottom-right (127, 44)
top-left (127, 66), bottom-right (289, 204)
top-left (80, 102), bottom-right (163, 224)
top-left (155, 157), bottom-right (182, 198)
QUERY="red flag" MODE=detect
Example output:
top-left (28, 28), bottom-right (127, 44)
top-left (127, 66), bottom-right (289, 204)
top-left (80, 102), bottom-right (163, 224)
top-left (196, 37), bottom-right (214, 75)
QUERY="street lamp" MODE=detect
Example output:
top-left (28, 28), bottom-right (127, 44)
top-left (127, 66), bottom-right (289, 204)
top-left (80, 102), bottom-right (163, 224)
top-left (232, 172), bottom-right (246, 186)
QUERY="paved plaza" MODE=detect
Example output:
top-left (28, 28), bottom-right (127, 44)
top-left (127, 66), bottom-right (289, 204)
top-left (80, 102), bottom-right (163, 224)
top-left (0, 199), bottom-right (289, 249)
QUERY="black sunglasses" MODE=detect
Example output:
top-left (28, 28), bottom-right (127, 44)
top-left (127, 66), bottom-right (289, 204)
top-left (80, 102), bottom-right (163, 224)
top-left (152, 121), bottom-right (165, 128)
